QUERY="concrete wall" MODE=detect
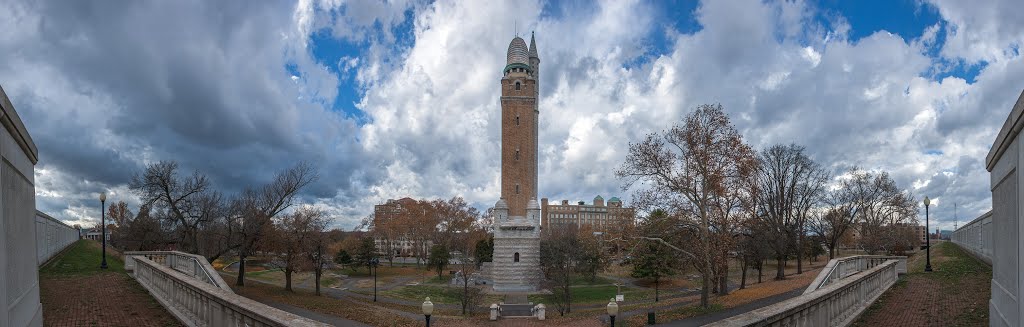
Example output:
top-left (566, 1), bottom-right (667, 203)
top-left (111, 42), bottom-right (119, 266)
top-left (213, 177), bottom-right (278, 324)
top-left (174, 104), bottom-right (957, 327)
top-left (982, 89), bottom-right (1024, 327)
top-left (952, 211), bottom-right (994, 265)
top-left (35, 211), bottom-right (79, 266)
top-left (0, 85), bottom-right (43, 326)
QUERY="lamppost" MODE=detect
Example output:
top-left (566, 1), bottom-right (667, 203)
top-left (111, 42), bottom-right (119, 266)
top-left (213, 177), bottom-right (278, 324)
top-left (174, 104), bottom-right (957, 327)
top-left (607, 298), bottom-right (618, 327)
top-left (422, 297), bottom-right (434, 327)
top-left (371, 257), bottom-right (380, 302)
top-left (100, 192), bottom-right (108, 269)
top-left (924, 196), bottom-right (933, 272)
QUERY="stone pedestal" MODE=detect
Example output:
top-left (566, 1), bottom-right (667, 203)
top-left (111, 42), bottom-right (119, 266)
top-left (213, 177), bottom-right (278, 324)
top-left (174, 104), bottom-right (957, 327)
top-left (491, 199), bottom-right (542, 292)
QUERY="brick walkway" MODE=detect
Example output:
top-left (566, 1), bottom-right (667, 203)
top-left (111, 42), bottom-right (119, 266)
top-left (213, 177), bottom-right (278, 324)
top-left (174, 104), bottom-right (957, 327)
top-left (39, 240), bottom-right (180, 326)
top-left (854, 241), bottom-right (991, 327)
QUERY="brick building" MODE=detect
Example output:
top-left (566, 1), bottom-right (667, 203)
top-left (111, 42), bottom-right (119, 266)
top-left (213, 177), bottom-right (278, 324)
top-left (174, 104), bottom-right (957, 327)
top-left (540, 195), bottom-right (635, 232)
top-left (371, 197), bottom-right (430, 257)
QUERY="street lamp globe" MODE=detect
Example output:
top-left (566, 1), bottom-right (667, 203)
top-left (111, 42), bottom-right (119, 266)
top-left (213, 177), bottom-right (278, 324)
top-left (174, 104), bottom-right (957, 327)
top-left (607, 298), bottom-right (619, 326)
top-left (422, 297), bottom-right (434, 326)
top-left (924, 196), bottom-right (930, 207)
top-left (422, 297), bottom-right (434, 315)
top-left (99, 192), bottom-right (106, 202)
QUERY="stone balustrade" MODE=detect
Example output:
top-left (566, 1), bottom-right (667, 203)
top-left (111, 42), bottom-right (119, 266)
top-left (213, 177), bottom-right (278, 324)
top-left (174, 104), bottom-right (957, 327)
top-left (707, 259), bottom-right (901, 327)
top-left (125, 251), bottom-right (232, 293)
top-left (804, 255), bottom-right (907, 295)
top-left (951, 211), bottom-right (993, 265)
top-left (130, 255), bottom-right (326, 327)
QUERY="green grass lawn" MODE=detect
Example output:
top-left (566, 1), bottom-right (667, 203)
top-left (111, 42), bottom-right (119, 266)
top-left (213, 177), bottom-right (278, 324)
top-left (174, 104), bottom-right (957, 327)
top-left (40, 240), bottom-right (124, 276)
top-left (528, 283), bottom-right (656, 304)
top-left (381, 284), bottom-right (463, 304)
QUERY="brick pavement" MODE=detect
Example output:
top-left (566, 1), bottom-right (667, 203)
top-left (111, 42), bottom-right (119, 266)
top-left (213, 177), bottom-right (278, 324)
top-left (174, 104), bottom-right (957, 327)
top-left (40, 240), bottom-right (181, 327)
top-left (854, 242), bottom-right (991, 327)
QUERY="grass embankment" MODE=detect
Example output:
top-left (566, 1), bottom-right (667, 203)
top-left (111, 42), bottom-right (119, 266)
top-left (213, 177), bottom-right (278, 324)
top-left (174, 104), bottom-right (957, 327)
top-left (40, 239), bottom-right (125, 276)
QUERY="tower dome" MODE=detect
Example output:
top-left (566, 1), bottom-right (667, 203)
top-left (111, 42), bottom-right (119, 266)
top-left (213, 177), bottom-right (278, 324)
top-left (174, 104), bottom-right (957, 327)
top-left (506, 36), bottom-right (530, 66)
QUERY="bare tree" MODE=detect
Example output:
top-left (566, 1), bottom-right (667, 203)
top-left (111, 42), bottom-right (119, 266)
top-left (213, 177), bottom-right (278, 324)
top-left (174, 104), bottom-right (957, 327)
top-left (234, 162), bottom-right (317, 286)
top-left (129, 161), bottom-right (221, 253)
top-left (754, 144), bottom-right (827, 279)
top-left (616, 104), bottom-right (757, 308)
top-left (307, 212), bottom-right (333, 296)
top-left (540, 225), bottom-right (582, 315)
top-left (810, 167), bottom-right (915, 258)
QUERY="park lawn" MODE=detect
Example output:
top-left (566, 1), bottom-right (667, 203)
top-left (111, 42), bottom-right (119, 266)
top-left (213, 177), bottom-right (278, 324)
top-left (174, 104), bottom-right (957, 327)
top-left (232, 279), bottom-right (423, 326)
top-left (570, 274), bottom-right (615, 285)
top-left (528, 284), bottom-right (657, 305)
top-left (381, 284), bottom-right (463, 304)
top-left (40, 240), bottom-right (125, 276)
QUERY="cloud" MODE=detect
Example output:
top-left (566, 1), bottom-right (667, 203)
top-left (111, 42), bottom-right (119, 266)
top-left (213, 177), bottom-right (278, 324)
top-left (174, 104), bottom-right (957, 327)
top-left (1, 0), bottom-right (1021, 231)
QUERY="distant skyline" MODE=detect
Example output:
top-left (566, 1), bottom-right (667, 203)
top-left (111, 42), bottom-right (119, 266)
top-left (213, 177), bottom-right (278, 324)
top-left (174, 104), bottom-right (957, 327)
top-left (2, 0), bottom-right (1020, 229)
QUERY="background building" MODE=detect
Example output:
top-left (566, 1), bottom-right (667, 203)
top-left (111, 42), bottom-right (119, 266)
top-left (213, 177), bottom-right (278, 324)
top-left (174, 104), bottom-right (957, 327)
top-left (371, 197), bottom-right (430, 257)
top-left (541, 195), bottom-right (635, 232)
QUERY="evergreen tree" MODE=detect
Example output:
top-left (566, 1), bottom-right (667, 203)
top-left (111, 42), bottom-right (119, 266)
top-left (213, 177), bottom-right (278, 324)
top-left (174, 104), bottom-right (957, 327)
top-left (429, 244), bottom-right (451, 278)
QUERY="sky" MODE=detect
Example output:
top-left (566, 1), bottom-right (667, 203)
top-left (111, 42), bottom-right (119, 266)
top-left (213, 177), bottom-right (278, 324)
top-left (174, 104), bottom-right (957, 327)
top-left (2, 0), bottom-right (1021, 230)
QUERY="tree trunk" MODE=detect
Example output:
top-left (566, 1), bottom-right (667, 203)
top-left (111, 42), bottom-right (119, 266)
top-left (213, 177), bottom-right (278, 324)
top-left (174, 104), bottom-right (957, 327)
top-left (775, 256), bottom-right (785, 280)
top-left (285, 269), bottom-right (293, 291)
top-left (655, 277), bottom-right (660, 302)
top-left (314, 268), bottom-right (322, 296)
top-left (740, 259), bottom-right (748, 289)
top-left (719, 264), bottom-right (729, 295)
top-left (797, 226), bottom-right (805, 274)
top-left (757, 259), bottom-right (763, 283)
top-left (565, 273), bottom-right (572, 314)
top-left (236, 255), bottom-right (246, 286)
top-left (700, 272), bottom-right (710, 308)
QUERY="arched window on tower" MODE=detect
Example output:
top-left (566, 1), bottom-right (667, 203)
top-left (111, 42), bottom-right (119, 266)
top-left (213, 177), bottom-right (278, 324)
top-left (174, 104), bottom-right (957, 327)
top-left (516, 115), bottom-right (520, 126)
top-left (514, 252), bottom-right (520, 263)
top-left (516, 184), bottom-right (520, 194)
top-left (515, 82), bottom-right (521, 90)
top-left (515, 148), bottom-right (520, 160)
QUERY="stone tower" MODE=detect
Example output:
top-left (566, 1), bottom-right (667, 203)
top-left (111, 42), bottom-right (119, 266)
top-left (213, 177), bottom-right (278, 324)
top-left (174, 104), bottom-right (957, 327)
top-left (491, 33), bottom-right (542, 293)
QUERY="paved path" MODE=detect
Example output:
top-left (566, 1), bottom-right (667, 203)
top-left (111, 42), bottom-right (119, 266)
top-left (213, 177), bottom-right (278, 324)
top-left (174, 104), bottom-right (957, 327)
top-left (256, 298), bottom-right (370, 326)
top-left (854, 242), bottom-right (990, 326)
top-left (40, 240), bottom-right (181, 327)
top-left (656, 288), bottom-right (804, 326)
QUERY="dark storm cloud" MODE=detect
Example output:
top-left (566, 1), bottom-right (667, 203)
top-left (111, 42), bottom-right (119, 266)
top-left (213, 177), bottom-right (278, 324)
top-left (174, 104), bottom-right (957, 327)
top-left (2, 0), bottom-right (373, 224)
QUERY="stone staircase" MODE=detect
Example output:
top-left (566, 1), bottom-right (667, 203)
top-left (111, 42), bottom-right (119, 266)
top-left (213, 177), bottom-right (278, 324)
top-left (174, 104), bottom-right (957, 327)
top-left (500, 294), bottom-right (533, 317)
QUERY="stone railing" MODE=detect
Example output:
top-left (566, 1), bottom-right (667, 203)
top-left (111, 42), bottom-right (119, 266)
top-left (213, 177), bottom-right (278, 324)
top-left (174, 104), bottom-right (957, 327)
top-left (131, 255), bottom-right (326, 326)
top-left (951, 211), bottom-right (993, 265)
top-left (125, 251), bottom-right (232, 293)
top-left (804, 255), bottom-right (907, 295)
top-left (707, 259), bottom-right (901, 327)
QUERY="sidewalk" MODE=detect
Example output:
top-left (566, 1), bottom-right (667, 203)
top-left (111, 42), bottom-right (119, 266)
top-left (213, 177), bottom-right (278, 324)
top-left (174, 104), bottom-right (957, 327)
top-left (39, 240), bottom-right (180, 326)
top-left (854, 242), bottom-right (990, 327)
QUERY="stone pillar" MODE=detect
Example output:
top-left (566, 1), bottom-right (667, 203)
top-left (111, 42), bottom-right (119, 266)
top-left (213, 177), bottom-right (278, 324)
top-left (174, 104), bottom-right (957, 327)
top-left (535, 304), bottom-right (545, 320)
top-left (490, 304), bottom-right (499, 320)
